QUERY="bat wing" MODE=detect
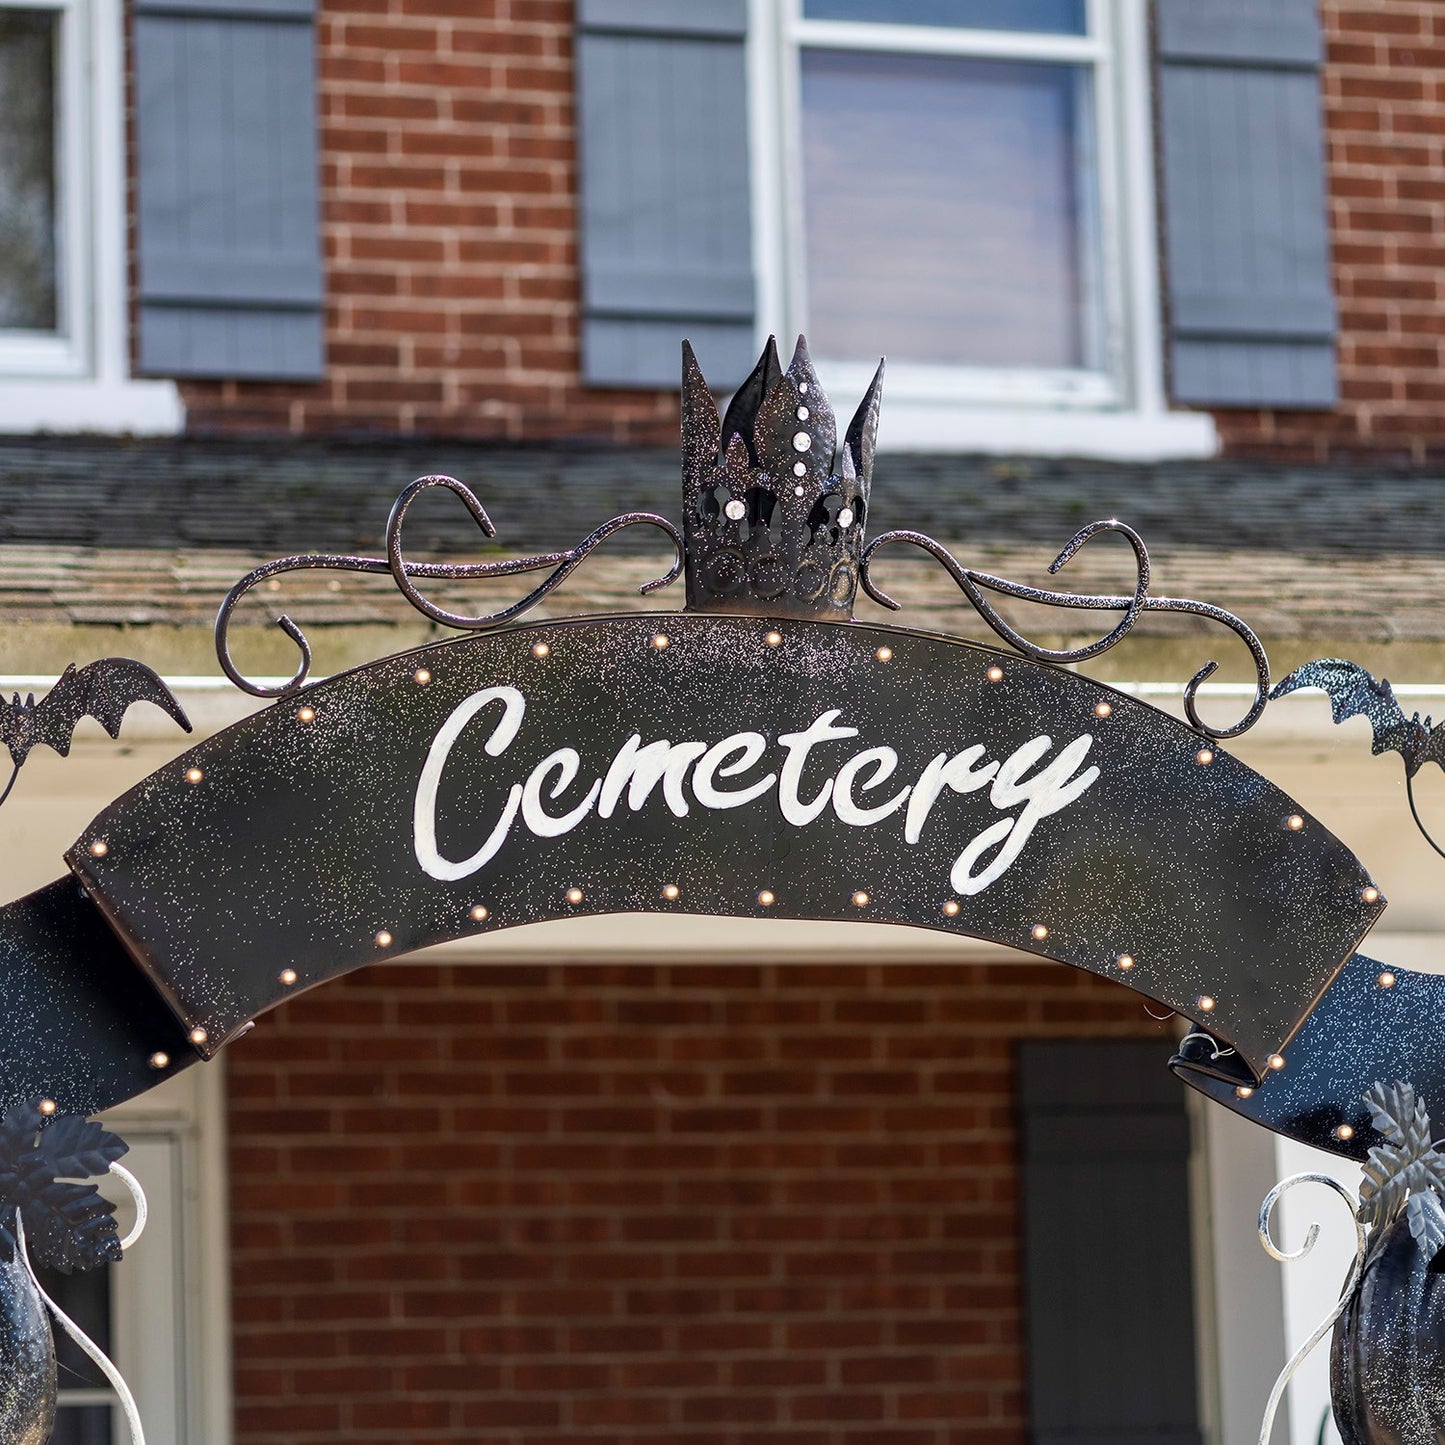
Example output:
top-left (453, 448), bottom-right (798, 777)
top-left (0, 695), bottom-right (32, 770)
top-left (1422, 719), bottom-right (1445, 776)
top-left (1270, 658), bottom-right (1411, 759)
top-left (27, 659), bottom-right (192, 760)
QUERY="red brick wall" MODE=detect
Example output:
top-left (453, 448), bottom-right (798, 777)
top-left (228, 959), bottom-right (1172, 1445)
top-left (177, 0), bottom-right (677, 443)
top-left (1214, 0), bottom-right (1445, 461)
top-left (171, 0), bottom-right (1443, 459)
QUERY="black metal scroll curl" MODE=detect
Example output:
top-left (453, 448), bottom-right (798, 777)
top-left (859, 520), bottom-right (1272, 739)
top-left (215, 475), bottom-right (685, 698)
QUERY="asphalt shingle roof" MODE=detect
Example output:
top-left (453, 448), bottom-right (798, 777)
top-left (1, 438), bottom-right (1443, 680)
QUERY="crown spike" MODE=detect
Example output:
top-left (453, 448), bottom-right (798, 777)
top-left (844, 357), bottom-right (884, 489)
top-left (754, 336), bottom-right (837, 493)
top-left (720, 336), bottom-right (782, 464)
top-left (680, 341), bottom-right (721, 502)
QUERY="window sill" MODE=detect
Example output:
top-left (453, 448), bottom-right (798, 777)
top-left (0, 376), bottom-right (184, 435)
top-left (874, 400), bottom-right (1217, 460)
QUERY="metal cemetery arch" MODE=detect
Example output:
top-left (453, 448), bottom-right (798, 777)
top-left (10, 336), bottom-right (1445, 1445)
top-left (0, 338), bottom-right (1432, 1166)
top-left (8, 607), bottom-right (1374, 1110)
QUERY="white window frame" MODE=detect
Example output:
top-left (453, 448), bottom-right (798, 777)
top-left (0, 0), bottom-right (88, 376)
top-left (51, 1066), bottom-right (234, 1445)
top-left (748, 0), bottom-right (1216, 459)
top-left (0, 0), bottom-right (180, 432)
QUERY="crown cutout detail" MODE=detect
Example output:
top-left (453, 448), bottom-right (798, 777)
top-left (681, 335), bottom-right (884, 620)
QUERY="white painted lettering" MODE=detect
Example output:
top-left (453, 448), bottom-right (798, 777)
top-left (414, 686), bottom-right (526, 881)
top-left (522, 748), bottom-right (602, 838)
top-left (951, 734), bottom-right (1099, 895)
top-left (693, 732), bottom-right (776, 810)
top-left (832, 746), bottom-right (909, 827)
top-left (778, 710), bottom-right (859, 826)
top-left (904, 745), bottom-right (998, 844)
top-left (413, 690), bottom-right (1102, 899)
top-left (598, 735), bottom-right (709, 819)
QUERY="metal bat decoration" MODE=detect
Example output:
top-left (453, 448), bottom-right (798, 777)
top-left (0, 660), bottom-right (191, 811)
top-left (1272, 659), bottom-right (1445, 777)
top-left (1271, 658), bottom-right (1445, 859)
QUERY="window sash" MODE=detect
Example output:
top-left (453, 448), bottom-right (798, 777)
top-left (769, 0), bottom-right (1132, 409)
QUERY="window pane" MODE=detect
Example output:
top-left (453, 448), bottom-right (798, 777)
top-left (801, 50), bottom-right (1100, 370)
top-left (0, 8), bottom-right (58, 332)
top-left (34, 1261), bottom-right (112, 1389)
top-left (802, 0), bottom-right (1086, 36)
top-left (36, 1261), bottom-right (116, 1445)
top-left (51, 1406), bottom-right (114, 1445)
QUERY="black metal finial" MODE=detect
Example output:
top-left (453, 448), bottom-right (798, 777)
top-left (680, 335), bottom-right (884, 620)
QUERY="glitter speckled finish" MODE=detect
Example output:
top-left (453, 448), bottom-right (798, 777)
top-left (0, 659), bottom-right (190, 813)
top-left (1172, 954), bottom-right (1445, 1161)
top-left (65, 613), bottom-right (1375, 1080)
top-left (1273, 659), bottom-right (1445, 778)
top-left (1331, 1216), bottom-right (1445, 1443)
top-left (0, 1254), bottom-right (54, 1445)
top-left (680, 336), bottom-right (882, 619)
top-left (1273, 658), bottom-right (1445, 863)
top-left (861, 521), bottom-right (1272, 740)
top-left (0, 881), bottom-right (195, 1116)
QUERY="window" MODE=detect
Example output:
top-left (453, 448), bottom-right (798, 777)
top-left (0, 0), bottom-right (179, 431)
top-left (0, 0), bottom-right (83, 375)
top-left (752, 0), bottom-right (1216, 456)
top-left (40, 1070), bottom-right (231, 1445)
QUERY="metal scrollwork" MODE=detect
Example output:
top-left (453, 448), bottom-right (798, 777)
top-left (859, 520), bottom-right (1272, 739)
top-left (214, 475), bottom-right (685, 698)
top-left (1256, 1173), bottom-right (1367, 1445)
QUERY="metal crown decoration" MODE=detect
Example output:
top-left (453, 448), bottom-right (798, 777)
top-left (680, 335), bottom-right (882, 619)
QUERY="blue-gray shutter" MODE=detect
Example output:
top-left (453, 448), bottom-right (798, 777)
top-left (1157, 0), bottom-right (1337, 407)
top-left (133, 0), bottom-right (323, 380)
top-left (1018, 1040), bottom-right (1203, 1445)
top-left (575, 0), bottom-right (756, 389)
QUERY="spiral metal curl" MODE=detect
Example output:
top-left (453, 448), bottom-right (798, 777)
top-left (859, 520), bottom-right (1272, 739)
top-left (215, 475), bottom-right (685, 698)
top-left (1256, 1172), bottom-right (1367, 1445)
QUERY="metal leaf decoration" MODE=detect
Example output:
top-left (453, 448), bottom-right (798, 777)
top-left (1358, 1081), bottom-right (1445, 1264)
top-left (1407, 1190), bottom-right (1445, 1264)
top-left (0, 1100), bottom-right (128, 1275)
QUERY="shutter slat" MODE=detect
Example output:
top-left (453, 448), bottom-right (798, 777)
top-left (142, 255), bottom-right (322, 307)
top-left (135, 0), bottom-right (314, 18)
top-left (576, 5), bottom-right (756, 388)
top-left (1157, 0), bottom-right (1321, 68)
top-left (588, 267), bottom-right (754, 319)
top-left (579, 0), bottom-right (746, 38)
top-left (1158, 0), bottom-right (1335, 408)
top-left (1172, 292), bottom-right (1335, 339)
top-left (135, 0), bottom-right (322, 380)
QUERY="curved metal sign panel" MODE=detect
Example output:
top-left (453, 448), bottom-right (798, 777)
top-left (64, 614), bottom-right (1378, 1082)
